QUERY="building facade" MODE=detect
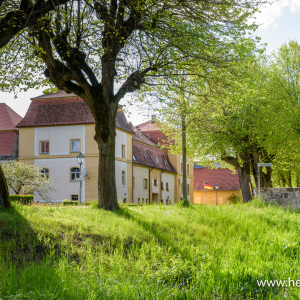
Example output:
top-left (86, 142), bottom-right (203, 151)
top-left (0, 103), bottom-right (22, 164)
top-left (17, 91), bottom-right (193, 204)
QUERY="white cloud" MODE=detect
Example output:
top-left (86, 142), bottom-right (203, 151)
top-left (254, 0), bottom-right (300, 29)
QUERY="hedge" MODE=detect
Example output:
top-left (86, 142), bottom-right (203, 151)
top-left (9, 195), bottom-right (34, 205)
top-left (62, 200), bottom-right (79, 206)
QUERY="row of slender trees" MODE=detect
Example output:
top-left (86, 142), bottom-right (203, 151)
top-left (153, 40), bottom-right (300, 203)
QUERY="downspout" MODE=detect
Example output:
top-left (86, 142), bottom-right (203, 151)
top-left (149, 167), bottom-right (153, 204)
top-left (160, 170), bottom-right (165, 204)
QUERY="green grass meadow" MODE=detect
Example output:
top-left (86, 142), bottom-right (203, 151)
top-left (1, 200), bottom-right (300, 299)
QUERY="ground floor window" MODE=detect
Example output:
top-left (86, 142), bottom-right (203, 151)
top-left (71, 195), bottom-right (78, 201)
top-left (71, 167), bottom-right (80, 181)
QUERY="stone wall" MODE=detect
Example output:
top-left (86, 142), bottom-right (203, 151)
top-left (260, 188), bottom-right (300, 209)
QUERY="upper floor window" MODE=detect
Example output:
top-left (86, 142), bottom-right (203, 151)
top-left (122, 171), bottom-right (126, 184)
top-left (143, 179), bottom-right (148, 189)
top-left (161, 182), bottom-right (164, 190)
top-left (41, 168), bottom-right (49, 178)
top-left (122, 145), bottom-right (125, 158)
top-left (71, 140), bottom-right (80, 153)
top-left (181, 162), bottom-right (183, 173)
top-left (187, 164), bottom-right (190, 174)
top-left (71, 167), bottom-right (80, 181)
top-left (166, 182), bottom-right (169, 191)
top-left (40, 141), bottom-right (49, 154)
top-left (154, 179), bottom-right (157, 186)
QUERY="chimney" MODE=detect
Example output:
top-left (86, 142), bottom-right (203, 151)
top-left (137, 128), bottom-right (141, 138)
top-left (151, 115), bottom-right (156, 120)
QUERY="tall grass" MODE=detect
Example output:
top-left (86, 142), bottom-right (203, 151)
top-left (1, 200), bottom-right (300, 299)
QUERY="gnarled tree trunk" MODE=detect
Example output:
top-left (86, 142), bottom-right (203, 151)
top-left (0, 165), bottom-right (10, 208)
top-left (222, 153), bottom-right (252, 203)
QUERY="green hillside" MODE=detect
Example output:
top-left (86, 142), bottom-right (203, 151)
top-left (1, 200), bottom-right (300, 299)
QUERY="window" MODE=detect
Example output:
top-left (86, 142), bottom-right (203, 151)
top-left (70, 139), bottom-right (80, 153)
top-left (41, 168), bottom-right (49, 178)
top-left (40, 141), bottom-right (49, 154)
top-left (156, 157), bottom-right (159, 164)
top-left (144, 155), bottom-right (148, 162)
top-left (163, 158), bottom-right (167, 165)
top-left (138, 198), bottom-right (140, 204)
top-left (133, 177), bottom-right (135, 188)
top-left (181, 162), bottom-right (183, 173)
top-left (133, 154), bottom-right (136, 161)
top-left (188, 184), bottom-right (190, 195)
top-left (166, 182), bottom-right (169, 191)
top-left (187, 164), bottom-right (190, 174)
top-left (150, 156), bottom-right (155, 164)
top-left (146, 198), bottom-right (148, 204)
top-left (154, 179), bottom-right (157, 186)
top-left (142, 198), bottom-right (144, 204)
top-left (161, 182), bottom-right (164, 190)
top-left (122, 171), bottom-right (126, 184)
top-left (178, 179), bottom-right (180, 186)
top-left (143, 179), bottom-right (147, 189)
top-left (71, 167), bottom-right (80, 181)
top-left (122, 145), bottom-right (125, 158)
top-left (71, 195), bottom-right (78, 201)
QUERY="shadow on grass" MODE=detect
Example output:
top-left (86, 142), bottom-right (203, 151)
top-left (113, 207), bottom-right (185, 255)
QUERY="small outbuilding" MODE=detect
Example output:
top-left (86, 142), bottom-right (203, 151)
top-left (193, 164), bottom-right (241, 205)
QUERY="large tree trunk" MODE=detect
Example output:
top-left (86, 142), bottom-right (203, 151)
top-left (221, 154), bottom-right (252, 203)
top-left (261, 166), bottom-right (272, 188)
top-left (0, 165), bottom-right (10, 208)
top-left (93, 100), bottom-right (119, 210)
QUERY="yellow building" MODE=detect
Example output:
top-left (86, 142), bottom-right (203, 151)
top-left (17, 91), bottom-right (193, 204)
top-left (193, 165), bottom-right (240, 205)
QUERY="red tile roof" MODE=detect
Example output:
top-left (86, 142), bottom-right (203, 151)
top-left (0, 103), bottom-right (22, 131)
top-left (17, 92), bottom-right (134, 133)
top-left (133, 142), bottom-right (177, 173)
top-left (194, 167), bottom-right (240, 191)
top-left (133, 133), bottom-right (160, 147)
top-left (31, 90), bottom-right (78, 100)
top-left (0, 131), bottom-right (15, 156)
top-left (134, 119), bottom-right (161, 131)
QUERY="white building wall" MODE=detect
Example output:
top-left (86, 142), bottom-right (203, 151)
top-left (34, 158), bottom-right (85, 202)
top-left (133, 166), bottom-right (149, 204)
top-left (115, 160), bottom-right (128, 202)
top-left (161, 173), bottom-right (175, 205)
top-left (115, 130), bottom-right (127, 158)
top-left (35, 125), bottom-right (85, 156)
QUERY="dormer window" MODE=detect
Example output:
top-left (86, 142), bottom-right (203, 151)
top-left (144, 155), bottom-right (148, 162)
top-left (133, 154), bottom-right (136, 161)
top-left (156, 157), bottom-right (159, 164)
top-left (163, 158), bottom-right (167, 166)
top-left (150, 156), bottom-right (155, 164)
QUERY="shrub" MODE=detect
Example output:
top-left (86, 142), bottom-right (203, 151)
top-left (177, 198), bottom-right (190, 208)
top-left (62, 200), bottom-right (79, 206)
top-left (227, 193), bottom-right (242, 204)
top-left (9, 195), bottom-right (33, 205)
top-left (84, 200), bottom-right (97, 206)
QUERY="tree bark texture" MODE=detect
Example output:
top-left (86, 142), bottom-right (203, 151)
top-left (221, 154), bottom-right (252, 203)
top-left (93, 101), bottom-right (119, 210)
top-left (0, 165), bottom-right (10, 208)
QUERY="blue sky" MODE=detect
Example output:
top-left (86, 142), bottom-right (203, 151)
top-left (1, 1), bottom-right (300, 124)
